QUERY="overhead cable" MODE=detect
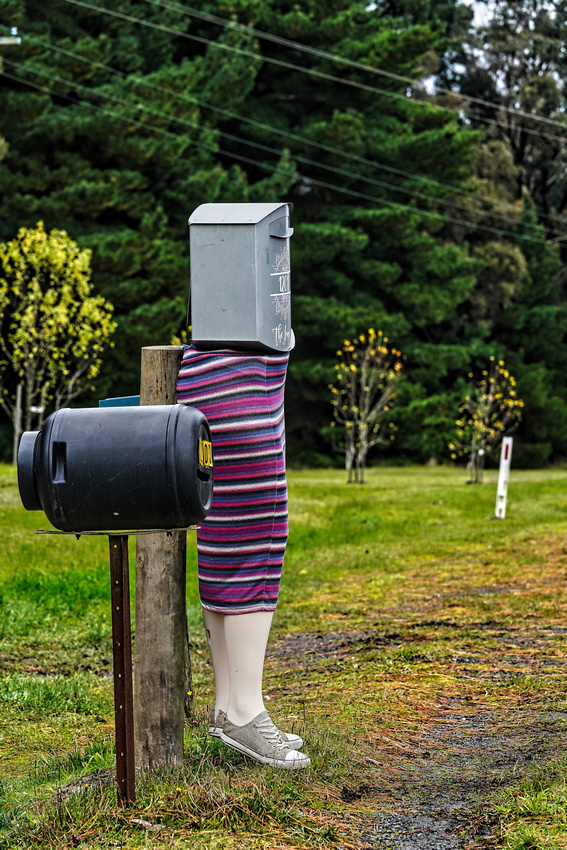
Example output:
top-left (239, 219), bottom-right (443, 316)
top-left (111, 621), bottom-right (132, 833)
top-left (56, 0), bottom-right (567, 146)
top-left (2, 64), bottom-right (560, 245)
top-left (142, 0), bottom-right (567, 133)
top-left (5, 31), bottom-right (564, 234)
top-left (12, 32), bottom-right (482, 198)
top-left (5, 56), bottom-right (562, 239)
top-left (16, 29), bottom-right (567, 234)
top-left (56, 0), bottom-right (566, 147)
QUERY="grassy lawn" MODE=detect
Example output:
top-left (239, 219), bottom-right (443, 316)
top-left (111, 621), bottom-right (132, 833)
top-left (1, 462), bottom-right (567, 848)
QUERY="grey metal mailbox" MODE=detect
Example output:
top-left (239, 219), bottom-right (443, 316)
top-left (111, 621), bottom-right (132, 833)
top-left (189, 202), bottom-right (295, 352)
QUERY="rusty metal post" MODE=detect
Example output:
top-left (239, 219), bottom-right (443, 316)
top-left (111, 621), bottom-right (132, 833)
top-left (109, 534), bottom-right (136, 805)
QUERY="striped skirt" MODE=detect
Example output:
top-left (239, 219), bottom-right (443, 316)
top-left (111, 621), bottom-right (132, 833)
top-left (176, 346), bottom-right (289, 614)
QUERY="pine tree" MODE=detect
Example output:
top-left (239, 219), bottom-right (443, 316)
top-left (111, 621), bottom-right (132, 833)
top-left (436, 0), bottom-right (567, 465)
top-left (0, 0), bottom-right (295, 402)
top-left (0, 0), bottom-right (483, 463)
top-left (445, 0), bottom-right (567, 224)
top-left (11, 1), bottom-right (565, 465)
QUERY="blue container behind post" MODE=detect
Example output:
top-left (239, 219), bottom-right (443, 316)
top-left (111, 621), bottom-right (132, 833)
top-left (99, 395), bottom-right (141, 408)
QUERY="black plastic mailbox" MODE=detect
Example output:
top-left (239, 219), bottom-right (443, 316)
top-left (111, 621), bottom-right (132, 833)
top-left (17, 404), bottom-right (214, 532)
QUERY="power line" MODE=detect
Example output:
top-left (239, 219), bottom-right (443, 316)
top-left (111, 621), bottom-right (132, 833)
top-left (8, 33), bottom-right (566, 236)
top-left (60, 0), bottom-right (429, 103)
top-left (142, 0), bottom-right (567, 134)
top-left (58, 0), bottom-right (567, 147)
top-left (2, 63), bottom-right (559, 245)
top-left (5, 55), bottom-right (561, 240)
top-left (14, 32), bottom-right (478, 198)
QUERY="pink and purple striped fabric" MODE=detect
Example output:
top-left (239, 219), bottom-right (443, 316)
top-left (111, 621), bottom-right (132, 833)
top-left (176, 346), bottom-right (290, 614)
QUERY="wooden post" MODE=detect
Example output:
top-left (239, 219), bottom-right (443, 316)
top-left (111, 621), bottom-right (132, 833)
top-left (134, 345), bottom-right (193, 770)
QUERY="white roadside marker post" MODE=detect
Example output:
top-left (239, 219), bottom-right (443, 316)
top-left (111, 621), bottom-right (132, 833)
top-left (495, 436), bottom-right (513, 519)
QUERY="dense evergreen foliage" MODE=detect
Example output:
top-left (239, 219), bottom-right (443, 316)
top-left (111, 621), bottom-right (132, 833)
top-left (0, 0), bottom-right (565, 466)
top-left (443, 0), bottom-right (567, 467)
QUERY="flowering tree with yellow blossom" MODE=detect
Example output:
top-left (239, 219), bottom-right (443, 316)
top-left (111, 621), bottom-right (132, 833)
top-left (0, 222), bottom-right (116, 458)
top-left (330, 329), bottom-right (404, 483)
top-left (448, 358), bottom-right (524, 484)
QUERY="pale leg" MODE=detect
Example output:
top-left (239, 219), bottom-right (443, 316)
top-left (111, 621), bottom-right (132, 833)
top-left (224, 610), bottom-right (274, 726)
top-left (203, 607), bottom-right (274, 726)
top-left (202, 608), bottom-right (230, 716)
top-left (203, 607), bottom-right (307, 761)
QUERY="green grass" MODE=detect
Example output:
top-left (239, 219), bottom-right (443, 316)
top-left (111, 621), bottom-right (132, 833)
top-left (491, 759), bottom-right (567, 849)
top-left (2, 463), bottom-right (567, 847)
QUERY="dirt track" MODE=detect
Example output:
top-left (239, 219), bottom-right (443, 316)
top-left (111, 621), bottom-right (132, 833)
top-left (270, 625), bottom-right (567, 849)
top-left (360, 698), bottom-right (566, 849)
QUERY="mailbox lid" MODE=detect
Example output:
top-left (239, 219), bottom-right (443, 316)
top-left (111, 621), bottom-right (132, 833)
top-left (189, 202), bottom-right (292, 226)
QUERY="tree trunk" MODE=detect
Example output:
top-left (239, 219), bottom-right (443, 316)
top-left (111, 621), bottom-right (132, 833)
top-left (476, 449), bottom-right (486, 484)
top-left (468, 447), bottom-right (486, 484)
top-left (355, 425), bottom-right (368, 484)
top-left (11, 383), bottom-right (22, 465)
top-left (346, 430), bottom-right (355, 483)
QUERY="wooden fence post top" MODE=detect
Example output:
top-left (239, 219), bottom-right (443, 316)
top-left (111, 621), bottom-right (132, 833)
top-left (139, 346), bottom-right (184, 407)
top-left (141, 345), bottom-right (185, 351)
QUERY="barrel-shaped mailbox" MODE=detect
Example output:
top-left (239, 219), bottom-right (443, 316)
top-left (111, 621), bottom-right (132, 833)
top-left (17, 404), bottom-right (214, 532)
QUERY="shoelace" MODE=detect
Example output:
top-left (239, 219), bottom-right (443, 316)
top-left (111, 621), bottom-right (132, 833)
top-left (255, 715), bottom-right (288, 753)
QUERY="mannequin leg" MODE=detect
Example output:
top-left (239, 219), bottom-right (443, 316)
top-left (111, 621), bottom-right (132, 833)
top-left (203, 607), bottom-right (305, 750)
top-left (202, 608), bottom-right (230, 717)
top-left (202, 608), bottom-right (274, 726)
top-left (224, 610), bottom-right (273, 727)
top-left (219, 609), bottom-right (310, 768)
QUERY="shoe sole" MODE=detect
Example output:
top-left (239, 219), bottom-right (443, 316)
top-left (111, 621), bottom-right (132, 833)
top-left (220, 732), bottom-right (311, 770)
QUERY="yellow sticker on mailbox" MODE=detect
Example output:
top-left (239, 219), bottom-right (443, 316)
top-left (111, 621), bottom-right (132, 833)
top-left (198, 439), bottom-right (213, 468)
